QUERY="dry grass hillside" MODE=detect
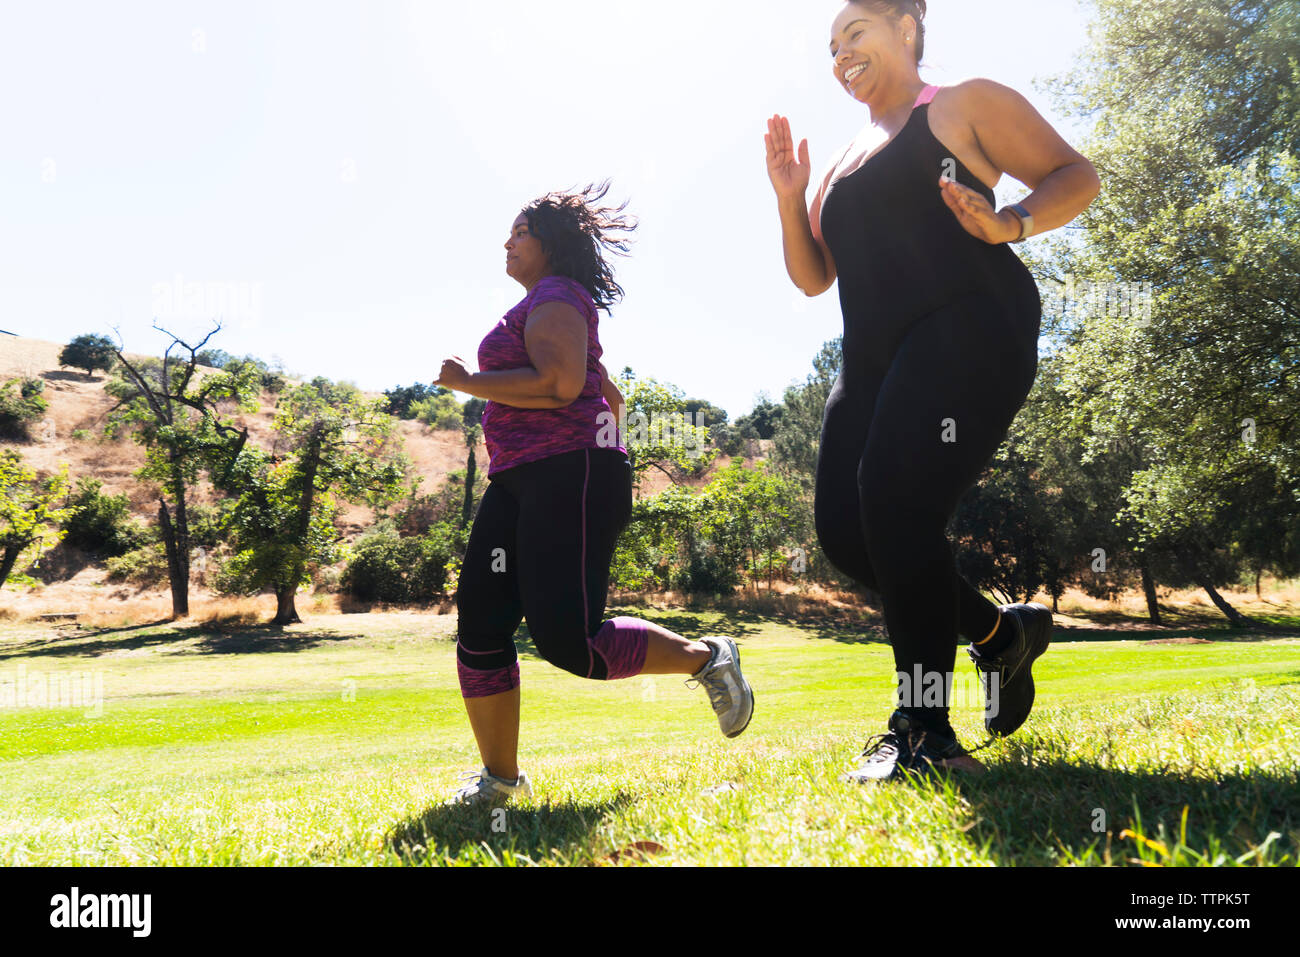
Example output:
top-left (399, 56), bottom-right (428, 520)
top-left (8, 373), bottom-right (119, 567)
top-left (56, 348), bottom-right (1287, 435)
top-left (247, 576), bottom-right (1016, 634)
top-left (0, 334), bottom-right (488, 616)
top-left (1, 334), bottom-right (761, 618)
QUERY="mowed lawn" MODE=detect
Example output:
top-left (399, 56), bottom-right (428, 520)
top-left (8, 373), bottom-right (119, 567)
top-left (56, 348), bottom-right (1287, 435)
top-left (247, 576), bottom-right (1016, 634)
top-left (0, 606), bottom-right (1297, 866)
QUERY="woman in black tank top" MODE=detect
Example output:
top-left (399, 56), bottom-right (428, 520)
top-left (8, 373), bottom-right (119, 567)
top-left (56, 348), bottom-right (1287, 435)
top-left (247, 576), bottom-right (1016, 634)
top-left (764, 0), bottom-right (1100, 781)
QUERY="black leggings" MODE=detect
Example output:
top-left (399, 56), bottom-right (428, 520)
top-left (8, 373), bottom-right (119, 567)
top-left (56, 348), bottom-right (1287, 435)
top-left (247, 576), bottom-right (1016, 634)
top-left (455, 447), bottom-right (650, 695)
top-left (815, 290), bottom-right (1040, 727)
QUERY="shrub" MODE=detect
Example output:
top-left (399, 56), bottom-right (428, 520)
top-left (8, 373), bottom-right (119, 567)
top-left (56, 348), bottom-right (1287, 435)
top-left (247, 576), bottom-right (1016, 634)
top-left (394, 471), bottom-right (485, 536)
top-left (223, 355), bottom-right (286, 394)
top-left (105, 542), bottom-right (169, 586)
top-left (384, 383), bottom-right (447, 419)
top-left (186, 503), bottom-right (226, 551)
top-left (0, 378), bottom-right (48, 440)
top-left (341, 522), bottom-right (462, 603)
top-left (410, 394), bottom-right (463, 431)
top-left (60, 478), bottom-right (150, 557)
top-left (670, 540), bottom-right (743, 595)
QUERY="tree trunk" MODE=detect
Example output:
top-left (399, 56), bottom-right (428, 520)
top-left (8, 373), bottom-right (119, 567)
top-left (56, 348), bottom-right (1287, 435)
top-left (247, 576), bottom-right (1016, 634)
top-left (1255, 566), bottom-right (1263, 601)
top-left (277, 438), bottom-right (321, 626)
top-left (157, 499), bottom-right (189, 618)
top-left (1194, 572), bottom-right (1255, 629)
top-left (274, 586), bottom-right (301, 625)
top-left (1140, 556), bottom-right (1162, 626)
top-left (0, 542), bottom-right (23, 590)
top-left (1052, 591), bottom-right (1059, 614)
top-left (173, 470), bottom-right (190, 588)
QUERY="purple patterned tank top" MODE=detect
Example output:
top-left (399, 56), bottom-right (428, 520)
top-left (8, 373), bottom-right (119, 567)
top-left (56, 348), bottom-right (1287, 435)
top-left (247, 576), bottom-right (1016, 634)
top-left (475, 275), bottom-right (627, 476)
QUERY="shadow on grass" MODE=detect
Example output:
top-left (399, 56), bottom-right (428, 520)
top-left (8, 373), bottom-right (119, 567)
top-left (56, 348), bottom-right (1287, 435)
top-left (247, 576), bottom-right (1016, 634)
top-left (608, 602), bottom-right (1295, 648)
top-left (958, 752), bottom-right (1300, 866)
top-left (386, 794), bottom-right (633, 865)
top-left (1054, 624), bottom-right (1298, 644)
top-left (606, 604), bottom-right (889, 647)
top-left (1062, 603), bottom-right (1300, 633)
top-left (0, 621), bottom-right (366, 660)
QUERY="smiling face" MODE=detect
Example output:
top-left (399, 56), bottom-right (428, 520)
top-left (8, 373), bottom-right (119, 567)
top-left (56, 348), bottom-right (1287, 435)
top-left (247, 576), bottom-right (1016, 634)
top-left (504, 212), bottom-right (550, 290)
top-left (829, 3), bottom-right (916, 104)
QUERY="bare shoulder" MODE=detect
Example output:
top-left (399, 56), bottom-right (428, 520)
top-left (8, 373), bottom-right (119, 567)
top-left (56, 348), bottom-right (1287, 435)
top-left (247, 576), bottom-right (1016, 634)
top-left (936, 78), bottom-right (1036, 122)
top-left (933, 78), bottom-right (1086, 189)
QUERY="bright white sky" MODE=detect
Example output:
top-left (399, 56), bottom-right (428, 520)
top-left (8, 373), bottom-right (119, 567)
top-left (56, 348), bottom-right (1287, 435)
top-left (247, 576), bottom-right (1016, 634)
top-left (1, 0), bottom-right (1093, 419)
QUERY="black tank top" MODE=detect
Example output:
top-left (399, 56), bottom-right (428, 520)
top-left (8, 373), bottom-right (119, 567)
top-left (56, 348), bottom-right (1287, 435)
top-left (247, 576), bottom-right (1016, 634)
top-left (821, 89), bottom-right (1041, 373)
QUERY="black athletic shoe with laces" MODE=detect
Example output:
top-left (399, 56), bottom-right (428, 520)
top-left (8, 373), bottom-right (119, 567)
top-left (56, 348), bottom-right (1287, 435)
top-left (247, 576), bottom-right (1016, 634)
top-left (844, 710), bottom-right (983, 783)
top-left (968, 602), bottom-right (1053, 737)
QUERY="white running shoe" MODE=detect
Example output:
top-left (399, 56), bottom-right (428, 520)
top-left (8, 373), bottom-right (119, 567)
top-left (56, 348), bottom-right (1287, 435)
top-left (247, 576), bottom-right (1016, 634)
top-left (685, 636), bottom-right (754, 738)
top-left (447, 767), bottom-right (533, 807)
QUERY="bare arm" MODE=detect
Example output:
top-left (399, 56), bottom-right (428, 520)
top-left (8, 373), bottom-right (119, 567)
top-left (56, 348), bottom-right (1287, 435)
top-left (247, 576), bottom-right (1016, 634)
top-left (436, 301), bottom-right (590, 409)
top-left (596, 360), bottom-right (624, 418)
top-left (938, 79), bottom-right (1101, 244)
top-left (766, 115), bottom-right (838, 297)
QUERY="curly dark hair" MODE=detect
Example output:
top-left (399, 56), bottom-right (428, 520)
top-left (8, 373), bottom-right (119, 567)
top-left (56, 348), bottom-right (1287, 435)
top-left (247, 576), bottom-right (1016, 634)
top-left (850, 0), bottom-right (927, 64)
top-left (521, 180), bottom-right (637, 315)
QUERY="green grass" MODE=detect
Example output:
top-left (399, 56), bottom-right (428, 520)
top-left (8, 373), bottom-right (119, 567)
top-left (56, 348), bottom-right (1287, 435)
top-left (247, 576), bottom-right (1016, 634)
top-left (0, 608), bottom-right (1297, 865)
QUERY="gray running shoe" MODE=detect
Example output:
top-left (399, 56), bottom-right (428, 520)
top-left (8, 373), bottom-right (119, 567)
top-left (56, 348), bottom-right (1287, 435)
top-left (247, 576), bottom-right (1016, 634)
top-left (447, 767), bottom-right (533, 806)
top-left (685, 636), bottom-right (754, 738)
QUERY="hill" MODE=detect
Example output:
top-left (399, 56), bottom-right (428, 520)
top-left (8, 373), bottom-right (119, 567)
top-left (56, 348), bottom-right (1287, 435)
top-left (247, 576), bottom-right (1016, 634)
top-left (0, 335), bottom-right (761, 613)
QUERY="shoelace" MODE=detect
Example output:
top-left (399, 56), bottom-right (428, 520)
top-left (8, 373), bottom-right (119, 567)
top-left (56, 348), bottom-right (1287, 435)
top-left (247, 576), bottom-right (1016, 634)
top-left (858, 732), bottom-right (903, 761)
top-left (451, 769), bottom-right (518, 804)
top-left (450, 770), bottom-right (488, 801)
top-left (685, 670), bottom-right (731, 714)
top-left (969, 649), bottom-right (1005, 671)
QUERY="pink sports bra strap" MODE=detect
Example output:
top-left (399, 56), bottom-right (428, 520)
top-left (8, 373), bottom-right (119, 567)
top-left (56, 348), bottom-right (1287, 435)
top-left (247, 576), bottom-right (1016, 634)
top-left (912, 84), bottom-right (941, 109)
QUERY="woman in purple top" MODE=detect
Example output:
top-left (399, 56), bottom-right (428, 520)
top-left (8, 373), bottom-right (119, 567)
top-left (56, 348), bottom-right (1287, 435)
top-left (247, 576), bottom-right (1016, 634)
top-left (434, 182), bottom-right (754, 805)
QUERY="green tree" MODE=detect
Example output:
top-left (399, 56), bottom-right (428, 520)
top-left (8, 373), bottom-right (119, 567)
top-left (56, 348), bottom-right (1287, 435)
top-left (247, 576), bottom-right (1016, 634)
top-left (214, 377), bottom-right (407, 625)
top-left (195, 348), bottom-right (236, 370)
top-left (733, 394), bottom-right (784, 441)
top-left (385, 382), bottom-right (447, 419)
top-left (772, 337), bottom-right (842, 490)
top-left (220, 354), bottom-right (286, 394)
top-left (626, 484), bottom-right (723, 593)
top-left (683, 397), bottom-right (730, 448)
top-left (58, 334), bottom-right (117, 379)
top-left (104, 323), bottom-right (263, 618)
top-left (701, 458), bottom-right (802, 592)
top-left (608, 370), bottom-right (713, 491)
top-left (411, 392), bottom-right (463, 431)
top-left (0, 451), bottom-right (72, 590)
top-left (1035, 0), bottom-right (1299, 626)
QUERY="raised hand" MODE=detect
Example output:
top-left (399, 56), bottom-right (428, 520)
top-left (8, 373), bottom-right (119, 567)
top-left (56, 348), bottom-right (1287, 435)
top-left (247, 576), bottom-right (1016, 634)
top-left (765, 115), bottom-right (812, 201)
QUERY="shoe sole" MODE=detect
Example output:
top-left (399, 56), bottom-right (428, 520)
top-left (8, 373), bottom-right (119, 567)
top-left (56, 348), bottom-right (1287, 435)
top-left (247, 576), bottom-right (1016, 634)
top-left (987, 602), bottom-right (1053, 737)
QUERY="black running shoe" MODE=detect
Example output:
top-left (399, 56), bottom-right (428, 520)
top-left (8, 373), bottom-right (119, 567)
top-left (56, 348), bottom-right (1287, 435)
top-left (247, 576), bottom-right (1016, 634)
top-left (844, 710), bottom-right (984, 783)
top-left (968, 602), bottom-right (1053, 737)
